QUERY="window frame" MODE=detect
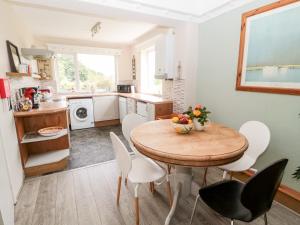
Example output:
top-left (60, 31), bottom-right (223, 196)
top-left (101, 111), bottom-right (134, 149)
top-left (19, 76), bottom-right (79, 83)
top-left (54, 50), bottom-right (118, 94)
top-left (140, 45), bottom-right (162, 96)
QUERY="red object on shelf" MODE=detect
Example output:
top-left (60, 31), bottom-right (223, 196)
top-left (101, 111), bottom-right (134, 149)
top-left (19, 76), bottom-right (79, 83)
top-left (24, 88), bottom-right (36, 100)
top-left (0, 78), bottom-right (11, 99)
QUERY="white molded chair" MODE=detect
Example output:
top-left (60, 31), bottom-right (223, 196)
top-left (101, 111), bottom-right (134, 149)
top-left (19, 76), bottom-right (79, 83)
top-left (122, 113), bottom-right (173, 205)
top-left (219, 121), bottom-right (271, 179)
top-left (122, 113), bottom-right (147, 156)
top-left (110, 132), bottom-right (171, 225)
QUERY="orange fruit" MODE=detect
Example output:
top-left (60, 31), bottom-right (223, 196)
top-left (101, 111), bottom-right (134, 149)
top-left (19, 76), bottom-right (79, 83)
top-left (172, 117), bottom-right (179, 123)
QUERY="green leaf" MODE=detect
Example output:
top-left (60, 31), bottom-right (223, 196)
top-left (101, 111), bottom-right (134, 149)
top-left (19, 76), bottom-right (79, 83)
top-left (292, 166), bottom-right (300, 180)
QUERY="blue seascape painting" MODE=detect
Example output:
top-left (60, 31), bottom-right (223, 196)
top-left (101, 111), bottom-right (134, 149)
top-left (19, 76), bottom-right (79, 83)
top-left (244, 3), bottom-right (300, 85)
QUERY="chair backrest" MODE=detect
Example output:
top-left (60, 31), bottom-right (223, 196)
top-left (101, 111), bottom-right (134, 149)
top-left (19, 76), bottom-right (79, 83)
top-left (239, 121), bottom-right (270, 162)
top-left (241, 158), bottom-right (288, 219)
top-left (110, 132), bottom-right (132, 176)
top-left (122, 113), bottom-right (147, 143)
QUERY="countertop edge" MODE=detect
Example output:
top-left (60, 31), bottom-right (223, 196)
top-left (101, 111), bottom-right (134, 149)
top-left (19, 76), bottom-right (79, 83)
top-left (61, 93), bottom-right (173, 104)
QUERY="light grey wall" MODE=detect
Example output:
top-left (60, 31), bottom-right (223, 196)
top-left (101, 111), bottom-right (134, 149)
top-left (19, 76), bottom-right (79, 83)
top-left (197, 0), bottom-right (300, 191)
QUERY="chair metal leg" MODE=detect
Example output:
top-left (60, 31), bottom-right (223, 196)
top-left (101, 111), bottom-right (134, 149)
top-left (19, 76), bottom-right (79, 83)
top-left (189, 194), bottom-right (200, 225)
top-left (202, 168), bottom-right (208, 187)
top-left (264, 213), bottom-right (268, 225)
top-left (134, 184), bottom-right (140, 225)
top-left (125, 177), bottom-right (128, 186)
top-left (231, 219), bottom-right (234, 225)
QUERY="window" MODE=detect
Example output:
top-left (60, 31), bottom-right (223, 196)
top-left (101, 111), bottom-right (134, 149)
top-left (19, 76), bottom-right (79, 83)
top-left (56, 54), bottom-right (76, 92)
top-left (56, 53), bottom-right (116, 92)
top-left (140, 46), bottom-right (162, 95)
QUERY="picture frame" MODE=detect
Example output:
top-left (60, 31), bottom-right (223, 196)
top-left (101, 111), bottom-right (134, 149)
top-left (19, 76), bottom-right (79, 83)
top-left (6, 40), bottom-right (21, 72)
top-left (236, 0), bottom-right (300, 95)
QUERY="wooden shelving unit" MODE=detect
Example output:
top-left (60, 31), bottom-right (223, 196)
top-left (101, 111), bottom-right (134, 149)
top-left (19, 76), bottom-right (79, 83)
top-left (6, 72), bottom-right (30, 77)
top-left (14, 108), bottom-right (70, 177)
top-left (21, 129), bottom-right (68, 144)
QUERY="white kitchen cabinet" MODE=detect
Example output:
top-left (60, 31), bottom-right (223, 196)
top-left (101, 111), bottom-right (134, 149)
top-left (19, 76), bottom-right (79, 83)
top-left (155, 31), bottom-right (175, 80)
top-left (136, 101), bottom-right (155, 121)
top-left (119, 97), bottom-right (127, 122)
top-left (127, 98), bottom-right (136, 114)
top-left (137, 101), bottom-right (147, 118)
top-left (146, 103), bottom-right (155, 121)
top-left (93, 96), bottom-right (119, 121)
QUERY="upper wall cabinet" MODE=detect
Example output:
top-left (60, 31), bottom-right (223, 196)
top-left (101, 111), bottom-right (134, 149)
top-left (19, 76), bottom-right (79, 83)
top-left (155, 31), bottom-right (175, 80)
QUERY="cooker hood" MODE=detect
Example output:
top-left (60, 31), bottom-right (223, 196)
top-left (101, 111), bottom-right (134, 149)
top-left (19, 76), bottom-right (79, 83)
top-left (21, 48), bottom-right (54, 59)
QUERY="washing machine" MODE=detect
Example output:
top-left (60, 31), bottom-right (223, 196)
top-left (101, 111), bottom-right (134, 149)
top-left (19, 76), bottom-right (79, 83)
top-left (69, 98), bottom-right (94, 130)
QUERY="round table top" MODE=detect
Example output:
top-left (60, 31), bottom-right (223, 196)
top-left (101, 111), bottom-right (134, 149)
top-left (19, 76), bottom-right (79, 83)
top-left (131, 119), bottom-right (248, 167)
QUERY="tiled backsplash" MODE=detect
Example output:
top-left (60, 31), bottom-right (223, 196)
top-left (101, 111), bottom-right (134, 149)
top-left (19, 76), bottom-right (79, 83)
top-left (172, 79), bottom-right (185, 113)
top-left (162, 79), bottom-right (185, 113)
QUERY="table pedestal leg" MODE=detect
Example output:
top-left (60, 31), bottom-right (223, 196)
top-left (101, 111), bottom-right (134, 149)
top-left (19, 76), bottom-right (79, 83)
top-left (164, 166), bottom-right (193, 225)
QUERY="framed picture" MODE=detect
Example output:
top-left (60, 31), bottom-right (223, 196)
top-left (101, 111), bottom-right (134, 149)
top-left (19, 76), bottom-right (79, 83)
top-left (236, 0), bottom-right (300, 95)
top-left (6, 40), bottom-right (21, 72)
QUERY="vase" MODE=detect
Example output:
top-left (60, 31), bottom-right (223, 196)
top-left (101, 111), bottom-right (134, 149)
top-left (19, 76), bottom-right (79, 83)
top-left (193, 118), bottom-right (207, 131)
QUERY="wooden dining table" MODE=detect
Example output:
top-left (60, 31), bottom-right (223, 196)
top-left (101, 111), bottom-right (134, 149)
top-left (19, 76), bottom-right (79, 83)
top-left (131, 119), bottom-right (248, 225)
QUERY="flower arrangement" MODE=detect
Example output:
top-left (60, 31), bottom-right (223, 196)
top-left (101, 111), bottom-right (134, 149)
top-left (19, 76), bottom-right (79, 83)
top-left (171, 114), bottom-right (193, 134)
top-left (186, 104), bottom-right (211, 125)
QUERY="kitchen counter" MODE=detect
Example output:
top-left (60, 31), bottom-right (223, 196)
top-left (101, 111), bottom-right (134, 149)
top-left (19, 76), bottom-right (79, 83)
top-left (14, 100), bottom-right (68, 117)
top-left (56, 92), bottom-right (172, 104)
top-left (119, 93), bottom-right (172, 104)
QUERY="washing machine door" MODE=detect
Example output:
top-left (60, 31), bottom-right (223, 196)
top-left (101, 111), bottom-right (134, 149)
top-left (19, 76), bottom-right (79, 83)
top-left (74, 106), bottom-right (89, 121)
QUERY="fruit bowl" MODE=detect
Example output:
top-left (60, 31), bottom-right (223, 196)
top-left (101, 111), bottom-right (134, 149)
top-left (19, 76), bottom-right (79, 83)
top-left (172, 122), bottom-right (193, 134)
top-left (171, 114), bottom-right (193, 134)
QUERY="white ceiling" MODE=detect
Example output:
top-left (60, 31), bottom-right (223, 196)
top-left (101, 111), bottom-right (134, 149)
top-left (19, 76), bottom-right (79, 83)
top-left (9, 0), bottom-right (256, 45)
top-left (10, 0), bottom-right (256, 23)
top-left (11, 5), bottom-right (157, 45)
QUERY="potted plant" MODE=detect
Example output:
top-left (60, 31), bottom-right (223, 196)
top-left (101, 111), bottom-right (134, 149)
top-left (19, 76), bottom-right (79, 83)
top-left (292, 166), bottom-right (300, 180)
top-left (186, 104), bottom-right (211, 131)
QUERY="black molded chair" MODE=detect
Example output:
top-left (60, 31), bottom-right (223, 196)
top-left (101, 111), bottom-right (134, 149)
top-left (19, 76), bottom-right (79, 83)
top-left (190, 159), bottom-right (288, 225)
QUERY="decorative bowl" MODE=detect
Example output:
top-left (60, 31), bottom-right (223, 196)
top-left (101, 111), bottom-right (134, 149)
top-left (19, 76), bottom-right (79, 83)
top-left (38, 126), bottom-right (64, 137)
top-left (172, 122), bottom-right (193, 134)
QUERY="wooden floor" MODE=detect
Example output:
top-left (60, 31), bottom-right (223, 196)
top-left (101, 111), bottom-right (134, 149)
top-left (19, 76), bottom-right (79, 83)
top-left (15, 160), bottom-right (300, 225)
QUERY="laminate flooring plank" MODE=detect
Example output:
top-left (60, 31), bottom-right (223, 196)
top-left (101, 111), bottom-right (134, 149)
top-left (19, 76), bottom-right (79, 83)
top-left (14, 161), bottom-right (300, 225)
top-left (55, 171), bottom-right (78, 225)
top-left (87, 165), bottom-right (125, 225)
top-left (31, 174), bottom-right (58, 225)
top-left (99, 162), bottom-right (140, 225)
top-left (15, 178), bottom-right (41, 225)
top-left (72, 169), bottom-right (102, 225)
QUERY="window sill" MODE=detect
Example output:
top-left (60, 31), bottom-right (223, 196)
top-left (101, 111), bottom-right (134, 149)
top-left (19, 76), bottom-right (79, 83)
top-left (139, 92), bottom-right (163, 97)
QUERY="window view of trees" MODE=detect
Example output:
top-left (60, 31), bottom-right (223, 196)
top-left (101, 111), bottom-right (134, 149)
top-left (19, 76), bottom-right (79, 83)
top-left (56, 53), bottom-right (116, 92)
top-left (57, 54), bottom-right (76, 92)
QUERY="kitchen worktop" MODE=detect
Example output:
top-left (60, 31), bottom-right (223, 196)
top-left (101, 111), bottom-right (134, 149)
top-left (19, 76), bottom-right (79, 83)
top-left (14, 100), bottom-right (68, 117)
top-left (57, 92), bottom-right (173, 104)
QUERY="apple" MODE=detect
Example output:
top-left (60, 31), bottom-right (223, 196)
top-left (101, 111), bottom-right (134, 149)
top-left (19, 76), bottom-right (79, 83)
top-left (179, 117), bottom-right (189, 124)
